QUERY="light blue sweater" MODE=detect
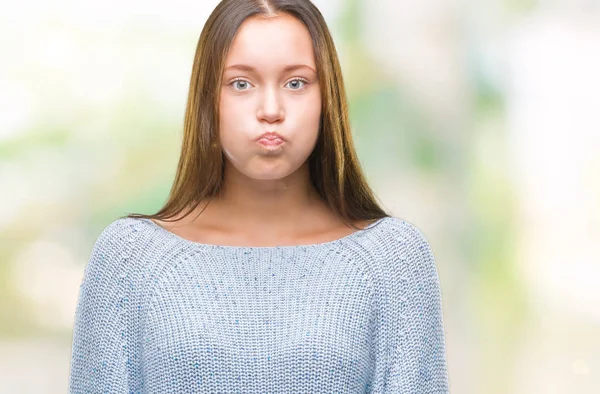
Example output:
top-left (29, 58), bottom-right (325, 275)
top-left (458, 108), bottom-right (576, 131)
top-left (69, 215), bottom-right (449, 393)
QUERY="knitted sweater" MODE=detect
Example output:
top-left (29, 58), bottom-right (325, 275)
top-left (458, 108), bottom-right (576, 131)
top-left (69, 215), bottom-right (449, 393)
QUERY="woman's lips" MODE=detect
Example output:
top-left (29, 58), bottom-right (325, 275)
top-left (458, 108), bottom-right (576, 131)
top-left (257, 137), bottom-right (284, 147)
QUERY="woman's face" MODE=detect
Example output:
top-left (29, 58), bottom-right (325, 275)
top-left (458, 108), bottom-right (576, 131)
top-left (219, 13), bottom-right (321, 181)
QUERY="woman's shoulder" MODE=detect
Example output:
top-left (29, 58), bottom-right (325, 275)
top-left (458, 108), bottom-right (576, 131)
top-left (92, 216), bottom-right (146, 249)
top-left (85, 216), bottom-right (173, 274)
top-left (369, 216), bottom-right (434, 251)
top-left (365, 215), bottom-right (439, 275)
top-left (77, 218), bottom-right (148, 300)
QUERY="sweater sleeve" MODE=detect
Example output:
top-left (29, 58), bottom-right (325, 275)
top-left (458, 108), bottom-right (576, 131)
top-left (382, 221), bottom-right (450, 393)
top-left (69, 219), bottom-right (134, 394)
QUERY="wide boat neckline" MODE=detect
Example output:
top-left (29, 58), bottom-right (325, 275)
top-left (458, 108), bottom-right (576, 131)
top-left (140, 216), bottom-right (389, 250)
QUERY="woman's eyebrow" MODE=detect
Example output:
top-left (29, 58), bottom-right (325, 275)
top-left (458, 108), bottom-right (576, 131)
top-left (224, 64), bottom-right (317, 73)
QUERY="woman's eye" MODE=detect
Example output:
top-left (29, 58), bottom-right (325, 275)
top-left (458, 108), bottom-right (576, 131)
top-left (287, 79), bottom-right (307, 90)
top-left (231, 79), bottom-right (252, 90)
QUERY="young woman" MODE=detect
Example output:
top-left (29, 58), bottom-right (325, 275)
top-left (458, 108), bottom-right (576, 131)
top-left (69, 0), bottom-right (450, 392)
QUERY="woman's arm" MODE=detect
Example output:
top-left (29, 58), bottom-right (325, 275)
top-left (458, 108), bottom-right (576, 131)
top-left (69, 220), bottom-right (134, 394)
top-left (382, 221), bottom-right (450, 393)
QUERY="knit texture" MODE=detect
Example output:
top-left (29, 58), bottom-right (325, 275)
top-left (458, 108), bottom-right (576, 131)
top-left (69, 215), bottom-right (449, 393)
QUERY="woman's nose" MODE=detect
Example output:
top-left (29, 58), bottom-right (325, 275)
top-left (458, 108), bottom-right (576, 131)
top-left (257, 87), bottom-right (284, 123)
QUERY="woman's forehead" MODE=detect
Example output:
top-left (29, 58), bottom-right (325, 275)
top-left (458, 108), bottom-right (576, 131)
top-left (225, 15), bottom-right (316, 69)
top-left (223, 63), bottom-right (317, 75)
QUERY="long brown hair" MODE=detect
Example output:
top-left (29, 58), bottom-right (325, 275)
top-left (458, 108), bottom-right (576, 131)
top-left (123, 0), bottom-right (390, 229)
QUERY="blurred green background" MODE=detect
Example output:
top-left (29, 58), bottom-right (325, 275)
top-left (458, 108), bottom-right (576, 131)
top-left (1, 0), bottom-right (599, 392)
